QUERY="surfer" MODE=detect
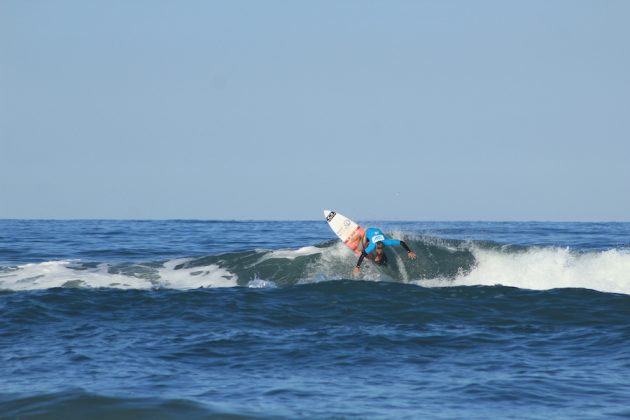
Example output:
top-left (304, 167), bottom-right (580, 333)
top-left (353, 228), bottom-right (416, 274)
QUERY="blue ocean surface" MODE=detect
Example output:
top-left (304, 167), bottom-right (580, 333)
top-left (1, 220), bottom-right (629, 419)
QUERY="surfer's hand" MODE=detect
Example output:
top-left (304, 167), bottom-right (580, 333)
top-left (353, 266), bottom-right (361, 275)
top-left (407, 251), bottom-right (417, 260)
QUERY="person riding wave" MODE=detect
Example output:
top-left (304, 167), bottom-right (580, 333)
top-left (353, 228), bottom-right (416, 275)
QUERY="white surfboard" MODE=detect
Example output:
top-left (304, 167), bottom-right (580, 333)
top-left (324, 210), bottom-right (366, 256)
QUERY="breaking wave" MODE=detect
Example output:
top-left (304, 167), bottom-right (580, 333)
top-left (1, 234), bottom-right (629, 295)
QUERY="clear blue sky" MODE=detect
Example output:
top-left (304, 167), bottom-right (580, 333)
top-left (1, 1), bottom-right (629, 220)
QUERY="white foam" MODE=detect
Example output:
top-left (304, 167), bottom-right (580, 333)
top-left (415, 247), bottom-right (630, 295)
top-left (0, 260), bottom-right (153, 291)
top-left (157, 259), bottom-right (238, 289)
top-left (0, 258), bottom-right (239, 291)
top-left (247, 278), bottom-right (278, 288)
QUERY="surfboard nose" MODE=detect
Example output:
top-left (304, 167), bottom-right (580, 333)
top-left (324, 210), bottom-right (337, 222)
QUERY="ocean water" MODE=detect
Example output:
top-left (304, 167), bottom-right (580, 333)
top-left (1, 219), bottom-right (629, 419)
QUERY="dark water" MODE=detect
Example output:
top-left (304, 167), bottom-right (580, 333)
top-left (1, 220), bottom-right (629, 418)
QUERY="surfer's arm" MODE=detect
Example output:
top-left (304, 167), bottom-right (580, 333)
top-left (355, 240), bottom-right (374, 271)
top-left (399, 241), bottom-right (417, 259)
top-left (382, 238), bottom-right (411, 253)
top-left (382, 239), bottom-right (401, 247)
top-left (356, 251), bottom-right (368, 268)
top-left (383, 239), bottom-right (415, 257)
